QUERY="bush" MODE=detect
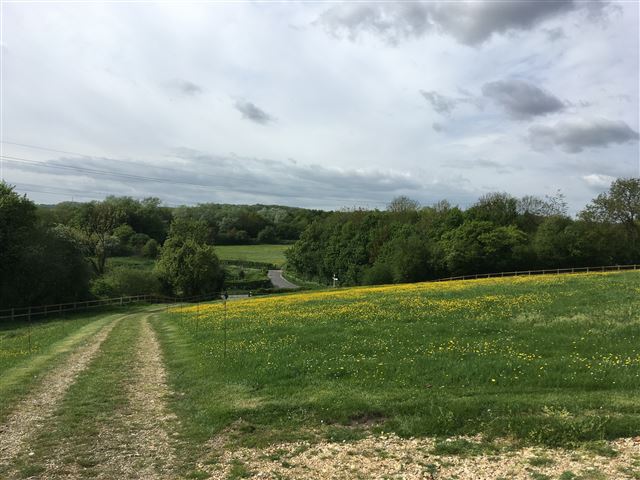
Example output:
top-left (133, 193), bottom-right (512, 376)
top-left (142, 239), bottom-right (159, 258)
top-left (91, 267), bottom-right (160, 298)
top-left (362, 262), bottom-right (394, 285)
top-left (129, 232), bottom-right (151, 248)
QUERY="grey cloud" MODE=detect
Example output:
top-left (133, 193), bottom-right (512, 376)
top-left (8, 149), bottom-right (450, 208)
top-left (528, 118), bottom-right (640, 153)
top-left (442, 158), bottom-right (518, 174)
top-left (482, 79), bottom-right (565, 119)
top-left (432, 122), bottom-right (444, 132)
top-left (544, 27), bottom-right (567, 41)
top-left (420, 91), bottom-right (457, 115)
top-left (168, 79), bottom-right (203, 96)
top-left (317, 1), bottom-right (605, 46)
top-left (234, 100), bottom-right (275, 125)
top-left (316, 3), bottom-right (432, 45)
top-left (420, 90), bottom-right (482, 115)
top-left (430, 1), bottom-right (576, 45)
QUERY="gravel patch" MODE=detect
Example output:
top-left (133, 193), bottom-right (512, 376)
top-left (203, 434), bottom-right (640, 479)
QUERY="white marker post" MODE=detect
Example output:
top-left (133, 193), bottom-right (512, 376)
top-left (332, 273), bottom-right (338, 288)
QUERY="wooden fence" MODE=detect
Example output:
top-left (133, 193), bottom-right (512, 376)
top-left (0, 292), bottom-right (221, 322)
top-left (2, 263), bottom-right (638, 322)
top-left (433, 264), bottom-right (639, 282)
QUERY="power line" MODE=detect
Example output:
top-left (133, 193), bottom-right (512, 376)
top-left (1, 153), bottom-right (391, 207)
top-left (12, 183), bottom-right (184, 207)
top-left (0, 154), bottom-right (228, 191)
top-left (0, 140), bottom-right (393, 207)
top-left (0, 140), bottom-right (248, 187)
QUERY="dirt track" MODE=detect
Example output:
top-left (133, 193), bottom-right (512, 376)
top-left (0, 315), bottom-right (122, 468)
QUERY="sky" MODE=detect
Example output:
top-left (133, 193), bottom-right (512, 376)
top-left (1, 0), bottom-right (639, 212)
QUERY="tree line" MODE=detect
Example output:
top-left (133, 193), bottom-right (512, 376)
top-left (286, 178), bottom-right (640, 286)
top-left (1, 186), bottom-right (324, 309)
top-left (1, 178), bottom-right (638, 309)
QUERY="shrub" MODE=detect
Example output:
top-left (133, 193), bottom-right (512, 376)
top-left (142, 239), bottom-right (159, 259)
top-left (91, 267), bottom-right (160, 297)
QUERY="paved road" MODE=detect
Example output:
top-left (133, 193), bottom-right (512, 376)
top-left (267, 270), bottom-right (299, 289)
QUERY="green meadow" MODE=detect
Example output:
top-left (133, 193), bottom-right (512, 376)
top-left (155, 271), bottom-right (640, 449)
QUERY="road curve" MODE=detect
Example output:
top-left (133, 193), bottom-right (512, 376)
top-left (267, 270), bottom-right (299, 289)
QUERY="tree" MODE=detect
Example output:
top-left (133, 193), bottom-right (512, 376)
top-left (1, 183), bottom-right (90, 308)
top-left (441, 221), bottom-right (527, 275)
top-left (0, 182), bottom-right (37, 274)
top-left (155, 219), bottom-right (224, 296)
top-left (581, 178), bottom-right (640, 253)
top-left (142, 239), bottom-right (159, 259)
top-left (74, 201), bottom-right (124, 275)
top-left (466, 192), bottom-right (518, 226)
top-left (387, 196), bottom-right (420, 213)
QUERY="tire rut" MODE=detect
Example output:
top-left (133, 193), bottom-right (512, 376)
top-left (0, 315), bottom-right (123, 467)
top-left (101, 314), bottom-right (178, 479)
top-left (46, 313), bottom-right (179, 479)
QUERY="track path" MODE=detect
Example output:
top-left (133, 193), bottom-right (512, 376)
top-left (0, 307), bottom-right (181, 479)
top-left (69, 312), bottom-right (178, 479)
top-left (0, 312), bottom-right (124, 469)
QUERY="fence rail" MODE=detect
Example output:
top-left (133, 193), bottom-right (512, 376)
top-left (2, 263), bottom-right (638, 321)
top-left (0, 292), bottom-right (222, 322)
top-left (433, 264), bottom-right (639, 283)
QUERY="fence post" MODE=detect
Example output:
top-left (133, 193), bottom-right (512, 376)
top-left (28, 306), bottom-right (32, 353)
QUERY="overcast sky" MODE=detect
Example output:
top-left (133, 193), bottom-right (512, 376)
top-left (1, 1), bottom-right (638, 212)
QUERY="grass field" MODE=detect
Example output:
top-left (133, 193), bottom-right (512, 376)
top-left (214, 244), bottom-right (289, 266)
top-left (158, 271), bottom-right (640, 450)
top-left (2, 273), bottom-right (639, 478)
top-left (105, 256), bottom-right (156, 272)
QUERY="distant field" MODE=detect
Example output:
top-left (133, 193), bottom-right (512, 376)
top-left (106, 256), bottom-right (155, 272)
top-left (214, 244), bottom-right (289, 266)
top-left (158, 271), bottom-right (640, 449)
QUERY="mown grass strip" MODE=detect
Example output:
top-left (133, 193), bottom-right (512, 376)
top-left (7, 314), bottom-right (142, 479)
top-left (0, 311), bottom-right (127, 422)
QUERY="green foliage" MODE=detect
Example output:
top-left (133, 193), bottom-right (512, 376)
top-left (142, 239), bottom-right (159, 259)
top-left (155, 219), bottom-right (224, 297)
top-left (581, 177), bottom-right (640, 261)
top-left (90, 267), bottom-right (160, 297)
top-left (0, 183), bottom-right (90, 309)
top-left (289, 181), bottom-right (640, 286)
top-left (73, 200), bottom-right (125, 275)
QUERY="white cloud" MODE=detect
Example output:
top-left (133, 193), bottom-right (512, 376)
top-left (582, 173), bottom-right (616, 188)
